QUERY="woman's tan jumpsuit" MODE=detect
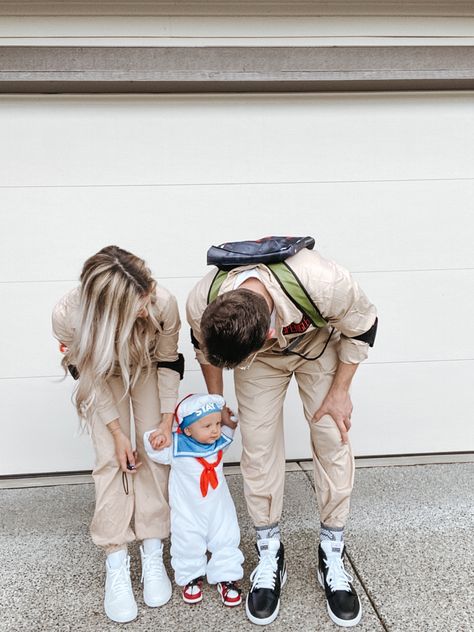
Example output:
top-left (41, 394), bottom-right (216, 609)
top-left (52, 285), bottom-right (181, 553)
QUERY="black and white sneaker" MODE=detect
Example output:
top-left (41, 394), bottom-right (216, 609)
top-left (318, 541), bottom-right (362, 627)
top-left (245, 539), bottom-right (287, 625)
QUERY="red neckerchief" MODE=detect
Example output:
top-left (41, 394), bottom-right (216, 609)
top-left (195, 450), bottom-right (223, 497)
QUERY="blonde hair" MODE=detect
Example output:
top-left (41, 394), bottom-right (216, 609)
top-left (63, 246), bottom-right (160, 420)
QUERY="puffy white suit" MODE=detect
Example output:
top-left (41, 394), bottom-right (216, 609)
top-left (144, 415), bottom-right (244, 586)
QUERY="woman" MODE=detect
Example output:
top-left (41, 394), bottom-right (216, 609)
top-left (52, 245), bottom-right (182, 623)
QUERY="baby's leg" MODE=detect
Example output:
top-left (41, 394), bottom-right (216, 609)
top-left (170, 506), bottom-right (207, 586)
top-left (206, 490), bottom-right (244, 585)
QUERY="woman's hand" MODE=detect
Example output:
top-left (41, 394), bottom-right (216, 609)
top-left (108, 423), bottom-right (142, 473)
top-left (148, 412), bottom-right (174, 450)
top-left (148, 426), bottom-right (172, 451)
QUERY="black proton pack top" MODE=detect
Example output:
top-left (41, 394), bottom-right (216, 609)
top-left (190, 236), bottom-right (377, 360)
top-left (206, 236), bottom-right (328, 330)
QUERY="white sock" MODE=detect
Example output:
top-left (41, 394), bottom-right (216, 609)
top-left (107, 549), bottom-right (127, 570)
top-left (143, 538), bottom-right (162, 554)
top-left (256, 524), bottom-right (280, 542)
top-left (320, 524), bottom-right (344, 544)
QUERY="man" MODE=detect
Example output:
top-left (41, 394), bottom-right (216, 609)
top-left (186, 244), bottom-right (377, 627)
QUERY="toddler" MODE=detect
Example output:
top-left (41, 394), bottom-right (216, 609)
top-left (144, 394), bottom-right (244, 606)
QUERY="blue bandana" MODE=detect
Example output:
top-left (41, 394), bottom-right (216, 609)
top-left (172, 431), bottom-right (232, 458)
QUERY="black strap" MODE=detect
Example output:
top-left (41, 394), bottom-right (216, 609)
top-left (157, 353), bottom-right (185, 380)
top-left (352, 317), bottom-right (378, 347)
top-left (70, 355), bottom-right (185, 381)
top-left (122, 472), bottom-right (129, 495)
top-left (273, 327), bottom-right (335, 361)
top-left (190, 328), bottom-right (201, 350)
top-left (67, 364), bottom-right (80, 380)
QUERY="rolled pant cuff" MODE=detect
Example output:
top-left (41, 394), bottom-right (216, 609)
top-left (320, 522), bottom-right (344, 531)
top-left (104, 543), bottom-right (128, 555)
top-left (255, 522), bottom-right (280, 531)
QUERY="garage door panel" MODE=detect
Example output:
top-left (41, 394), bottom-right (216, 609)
top-left (2, 360), bottom-right (472, 476)
top-left (0, 377), bottom-right (95, 476)
top-left (351, 360), bottom-right (474, 455)
top-left (360, 269), bottom-right (474, 364)
top-left (0, 281), bottom-right (78, 379)
top-left (0, 278), bottom-right (199, 379)
top-left (2, 270), bottom-right (473, 379)
top-left (2, 179), bottom-right (473, 283)
top-left (0, 369), bottom-right (239, 476)
top-left (1, 94), bottom-right (473, 187)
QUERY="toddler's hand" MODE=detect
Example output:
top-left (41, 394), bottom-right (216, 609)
top-left (221, 406), bottom-right (238, 429)
top-left (149, 426), bottom-right (172, 450)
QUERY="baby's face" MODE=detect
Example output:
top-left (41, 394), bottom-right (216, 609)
top-left (184, 411), bottom-right (222, 444)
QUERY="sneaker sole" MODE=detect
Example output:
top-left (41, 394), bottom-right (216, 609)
top-left (144, 582), bottom-right (173, 608)
top-left (220, 595), bottom-right (243, 607)
top-left (182, 593), bottom-right (203, 604)
top-left (245, 567), bottom-right (287, 626)
top-left (317, 569), bottom-right (363, 628)
top-left (104, 603), bottom-right (138, 624)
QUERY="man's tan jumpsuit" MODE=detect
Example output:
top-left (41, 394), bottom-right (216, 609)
top-left (186, 248), bottom-right (377, 530)
top-left (52, 285), bottom-right (181, 553)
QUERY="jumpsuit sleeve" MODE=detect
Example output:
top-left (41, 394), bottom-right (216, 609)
top-left (310, 258), bottom-right (377, 365)
top-left (186, 270), bottom-right (217, 366)
top-left (51, 291), bottom-right (76, 349)
top-left (52, 289), bottom-right (120, 425)
top-left (153, 287), bottom-right (182, 414)
top-left (143, 430), bottom-right (173, 465)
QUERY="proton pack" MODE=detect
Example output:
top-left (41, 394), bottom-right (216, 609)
top-left (206, 236), bottom-right (328, 330)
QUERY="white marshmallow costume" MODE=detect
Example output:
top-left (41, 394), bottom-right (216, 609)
top-left (144, 394), bottom-right (244, 586)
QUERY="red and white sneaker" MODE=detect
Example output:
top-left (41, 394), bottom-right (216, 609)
top-left (182, 577), bottom-right (204, 604)
top-left (217, 581), bottom-right (242, 607)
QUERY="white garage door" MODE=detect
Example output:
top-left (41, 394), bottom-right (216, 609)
top-left (1, 92), bottom-right (473, 476)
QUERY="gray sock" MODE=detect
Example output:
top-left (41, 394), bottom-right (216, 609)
top-left (256, 523), bottom-right (280, 541)
top-left (320, 523), bottom-right (344, 543)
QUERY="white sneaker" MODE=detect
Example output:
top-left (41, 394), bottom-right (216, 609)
top-left (140, 543), bottom-right (172, 607)
top-left (104, 553), bottom-right (138, 623)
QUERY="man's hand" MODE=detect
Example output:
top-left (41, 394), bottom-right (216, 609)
top-left (313, 389), bottom-right (353, 444)
top-left (312, 361), bottom-right (359, 443)
top-left (148, 425), bottom-right (172, 450)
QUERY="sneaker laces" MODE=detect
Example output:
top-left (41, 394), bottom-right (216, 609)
top-left (249, 551), bottom-right (278, 591)
top-left (184, 577), bottom-right (203, 596)
top-left (141, 547), bottom-right (164, 583)
top-left (324, 554), bottom-right (353, 593)
top-left (109, 558), bottom-right (134, 601)
top-left (221, 581), bottom-right (241, 599)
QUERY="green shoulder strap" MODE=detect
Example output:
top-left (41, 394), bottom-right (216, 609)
top-left (207, 262), bottom-right (327, 329)
top-left (207, 269), bottom-right (228, 304)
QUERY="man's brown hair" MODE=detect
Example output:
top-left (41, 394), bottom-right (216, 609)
top-left (201, 289), bottom-right (270, 368)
